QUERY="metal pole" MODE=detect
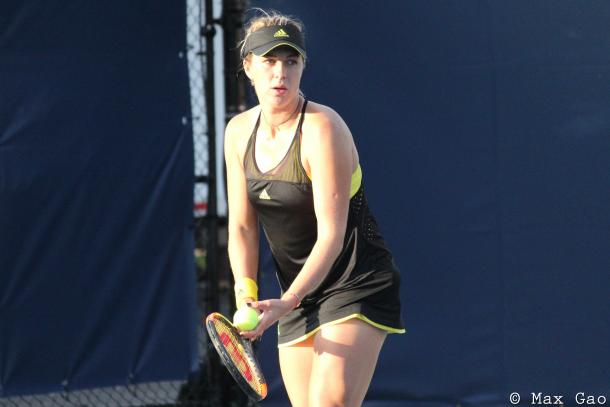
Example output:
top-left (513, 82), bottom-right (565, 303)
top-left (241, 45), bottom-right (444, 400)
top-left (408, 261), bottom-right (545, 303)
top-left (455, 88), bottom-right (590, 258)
top-left (202, 0), bottom-right (219, 316)
top-left (223, 0), bottom-right (249, 122)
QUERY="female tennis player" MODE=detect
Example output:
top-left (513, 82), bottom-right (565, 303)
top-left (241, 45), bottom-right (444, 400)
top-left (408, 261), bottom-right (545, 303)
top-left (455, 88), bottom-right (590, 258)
top-left (224, 10), bottom-right (405, 406)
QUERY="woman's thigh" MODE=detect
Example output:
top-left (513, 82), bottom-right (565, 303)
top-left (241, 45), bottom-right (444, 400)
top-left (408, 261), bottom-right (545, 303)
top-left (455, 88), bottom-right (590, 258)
top-left (309, 319), bottom-right (387, 407)
top-left (279, 334), bottom-right (316, 407)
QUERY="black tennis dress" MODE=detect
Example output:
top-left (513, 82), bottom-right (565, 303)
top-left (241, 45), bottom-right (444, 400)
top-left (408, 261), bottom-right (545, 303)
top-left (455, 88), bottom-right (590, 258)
top-left (244, 100), bottom-right (405, 347)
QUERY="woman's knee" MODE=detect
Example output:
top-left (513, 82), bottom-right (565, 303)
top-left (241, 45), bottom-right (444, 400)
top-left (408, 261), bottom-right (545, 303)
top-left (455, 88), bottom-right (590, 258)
top-left (308, 381), bottom-right (349, 407)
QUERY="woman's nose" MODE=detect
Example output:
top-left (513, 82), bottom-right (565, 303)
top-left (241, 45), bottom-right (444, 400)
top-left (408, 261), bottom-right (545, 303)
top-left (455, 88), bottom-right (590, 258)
top-left (272, 61), bottom-right (286, 78)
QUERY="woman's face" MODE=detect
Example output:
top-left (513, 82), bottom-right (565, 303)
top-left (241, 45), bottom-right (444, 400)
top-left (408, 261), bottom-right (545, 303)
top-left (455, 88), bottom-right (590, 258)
top-left (245, 46), bottom-right (304, 108)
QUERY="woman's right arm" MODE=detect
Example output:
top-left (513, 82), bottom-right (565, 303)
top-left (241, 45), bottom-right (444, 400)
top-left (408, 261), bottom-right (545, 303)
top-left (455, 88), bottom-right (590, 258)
top-left (224, 116), bottom-right (260, 305)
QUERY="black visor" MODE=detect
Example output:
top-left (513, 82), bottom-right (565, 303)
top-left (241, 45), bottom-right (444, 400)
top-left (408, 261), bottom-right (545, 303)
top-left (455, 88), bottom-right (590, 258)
top-left (241, 25), bottom-right (306, 59)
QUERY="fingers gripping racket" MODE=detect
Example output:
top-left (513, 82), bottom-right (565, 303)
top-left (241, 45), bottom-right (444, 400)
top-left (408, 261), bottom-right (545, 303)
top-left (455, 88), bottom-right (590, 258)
top-left (205, 312), bottom-right (268, 401)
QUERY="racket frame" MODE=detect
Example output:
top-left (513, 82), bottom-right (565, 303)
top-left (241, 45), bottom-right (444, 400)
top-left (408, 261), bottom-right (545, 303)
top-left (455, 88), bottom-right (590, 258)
top-left (205, 312), bottom-right (268, 401)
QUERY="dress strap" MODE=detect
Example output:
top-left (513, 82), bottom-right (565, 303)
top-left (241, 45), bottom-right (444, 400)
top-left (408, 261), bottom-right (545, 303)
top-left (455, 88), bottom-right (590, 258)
top-left (294, 99), bottom-right (309, 180)
top-left (243, 112), bottom-right (261, 175)
top-left (295, 99), bottom-right (308, 136)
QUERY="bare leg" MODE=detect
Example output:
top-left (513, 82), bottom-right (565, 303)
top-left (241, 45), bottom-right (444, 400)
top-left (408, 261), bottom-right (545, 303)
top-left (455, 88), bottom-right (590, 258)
top-left (308, 319), bottom-right (387, 407)
top-left (279, 334), bottom-right (315, 407)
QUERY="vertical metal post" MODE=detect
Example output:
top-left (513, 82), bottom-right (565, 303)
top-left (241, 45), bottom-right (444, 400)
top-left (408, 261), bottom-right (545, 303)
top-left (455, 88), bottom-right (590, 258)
top-left (202, 0), bottom-right (219, 315)
top-left (199, 2), bottom-right (223, 404)
top-left (223, 0), bottom-right (249, 122)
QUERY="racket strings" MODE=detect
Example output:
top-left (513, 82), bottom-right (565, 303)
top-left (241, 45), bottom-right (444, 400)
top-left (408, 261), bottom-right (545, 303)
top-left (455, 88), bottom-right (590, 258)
top-left (210, 318), bottom-right (266, 394)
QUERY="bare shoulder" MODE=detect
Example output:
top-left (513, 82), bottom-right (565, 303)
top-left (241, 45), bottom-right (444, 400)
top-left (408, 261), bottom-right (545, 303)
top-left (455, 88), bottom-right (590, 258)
top-left (301, 100), bottom-right (358, 169)
top-left (225, 105), bottom-right (259, 141)
top-left (302, 101), bottom-right (354, 147)
top-left (302, 101), bottom-right (348, 132)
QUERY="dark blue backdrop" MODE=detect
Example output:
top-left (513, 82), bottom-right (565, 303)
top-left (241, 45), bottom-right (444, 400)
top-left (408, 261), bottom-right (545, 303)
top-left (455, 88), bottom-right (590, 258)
top-left (0, 1), bottom-right (197, 397)
top-left (2, 1), bottom-right (609, 406)
top-left (251, 1), bottom-right (610, 406)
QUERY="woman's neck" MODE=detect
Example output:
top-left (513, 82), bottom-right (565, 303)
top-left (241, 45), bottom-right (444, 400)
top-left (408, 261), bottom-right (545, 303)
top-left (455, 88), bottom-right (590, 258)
top-left (260, 96), bottom-right (302, 135)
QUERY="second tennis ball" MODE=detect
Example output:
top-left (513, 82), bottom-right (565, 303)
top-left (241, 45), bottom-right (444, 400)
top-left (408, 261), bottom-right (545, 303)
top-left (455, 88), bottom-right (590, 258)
top-left (233, 306), bottom-right (259, 331)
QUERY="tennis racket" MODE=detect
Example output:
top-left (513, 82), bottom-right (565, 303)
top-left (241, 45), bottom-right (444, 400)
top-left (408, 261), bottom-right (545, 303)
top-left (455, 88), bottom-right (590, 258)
top-left (205, 312), bottom-right (268, 401)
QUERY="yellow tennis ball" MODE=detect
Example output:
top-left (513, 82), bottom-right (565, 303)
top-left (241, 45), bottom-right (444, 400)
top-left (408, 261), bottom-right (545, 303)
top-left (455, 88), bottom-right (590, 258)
top-left (233, 306), bottom-right (259, 331)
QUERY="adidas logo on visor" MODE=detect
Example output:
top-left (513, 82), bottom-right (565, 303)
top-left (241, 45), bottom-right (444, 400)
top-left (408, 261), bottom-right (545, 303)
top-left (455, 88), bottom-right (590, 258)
top-left (273, 29), bottom-right (290, 38)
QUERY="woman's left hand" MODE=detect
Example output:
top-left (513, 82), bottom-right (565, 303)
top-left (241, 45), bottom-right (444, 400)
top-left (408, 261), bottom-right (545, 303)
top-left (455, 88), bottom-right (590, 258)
top-left (239, 298), bottom-right (295, 340)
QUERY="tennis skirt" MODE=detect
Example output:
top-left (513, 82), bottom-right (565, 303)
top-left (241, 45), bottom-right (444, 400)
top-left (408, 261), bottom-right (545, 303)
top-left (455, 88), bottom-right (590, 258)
top-left (277, 264), bottom-right (406, 347)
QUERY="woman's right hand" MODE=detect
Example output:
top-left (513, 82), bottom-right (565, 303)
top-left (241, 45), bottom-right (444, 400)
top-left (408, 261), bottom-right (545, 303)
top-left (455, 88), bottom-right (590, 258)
top-left (239, 297), bottom-right (296, 340)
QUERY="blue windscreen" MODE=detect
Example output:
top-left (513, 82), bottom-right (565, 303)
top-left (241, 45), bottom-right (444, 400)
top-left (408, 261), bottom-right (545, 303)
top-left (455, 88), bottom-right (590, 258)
top-left (0, 1), bottom-right (197, 397)
top-left (251, 1), bottom-right (610, 405)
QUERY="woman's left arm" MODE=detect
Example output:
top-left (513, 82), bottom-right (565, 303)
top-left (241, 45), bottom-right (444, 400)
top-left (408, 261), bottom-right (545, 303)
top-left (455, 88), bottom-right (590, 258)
top-left (243, 108), bottom-right (354, 339)
top-left (283, 109), bottom-right (354, 302)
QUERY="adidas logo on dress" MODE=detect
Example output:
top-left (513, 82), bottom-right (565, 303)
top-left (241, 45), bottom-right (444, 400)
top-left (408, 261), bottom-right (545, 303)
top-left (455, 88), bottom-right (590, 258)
top-left (259, 189), bottom-right (271, 200)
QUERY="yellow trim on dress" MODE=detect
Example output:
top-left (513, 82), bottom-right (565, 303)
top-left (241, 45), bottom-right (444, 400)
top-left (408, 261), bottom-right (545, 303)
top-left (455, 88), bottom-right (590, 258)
top-left (304, 164), bottom-right (362, 198)
top-left (277, 312), bottom-right (406, 348)
top-left (350, 165), bottom-right (362, 198)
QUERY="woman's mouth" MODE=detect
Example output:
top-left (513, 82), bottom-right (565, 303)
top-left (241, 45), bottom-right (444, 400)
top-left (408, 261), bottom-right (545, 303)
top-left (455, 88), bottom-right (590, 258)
top-left (271, 87), bottom-right (287, 95)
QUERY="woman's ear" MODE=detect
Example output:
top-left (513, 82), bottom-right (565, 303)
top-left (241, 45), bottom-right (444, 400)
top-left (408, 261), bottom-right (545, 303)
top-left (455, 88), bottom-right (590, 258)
top-left (243, 58), bottom-right (252, 80)
top-left (243, 60), bottom-right (256, 87)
